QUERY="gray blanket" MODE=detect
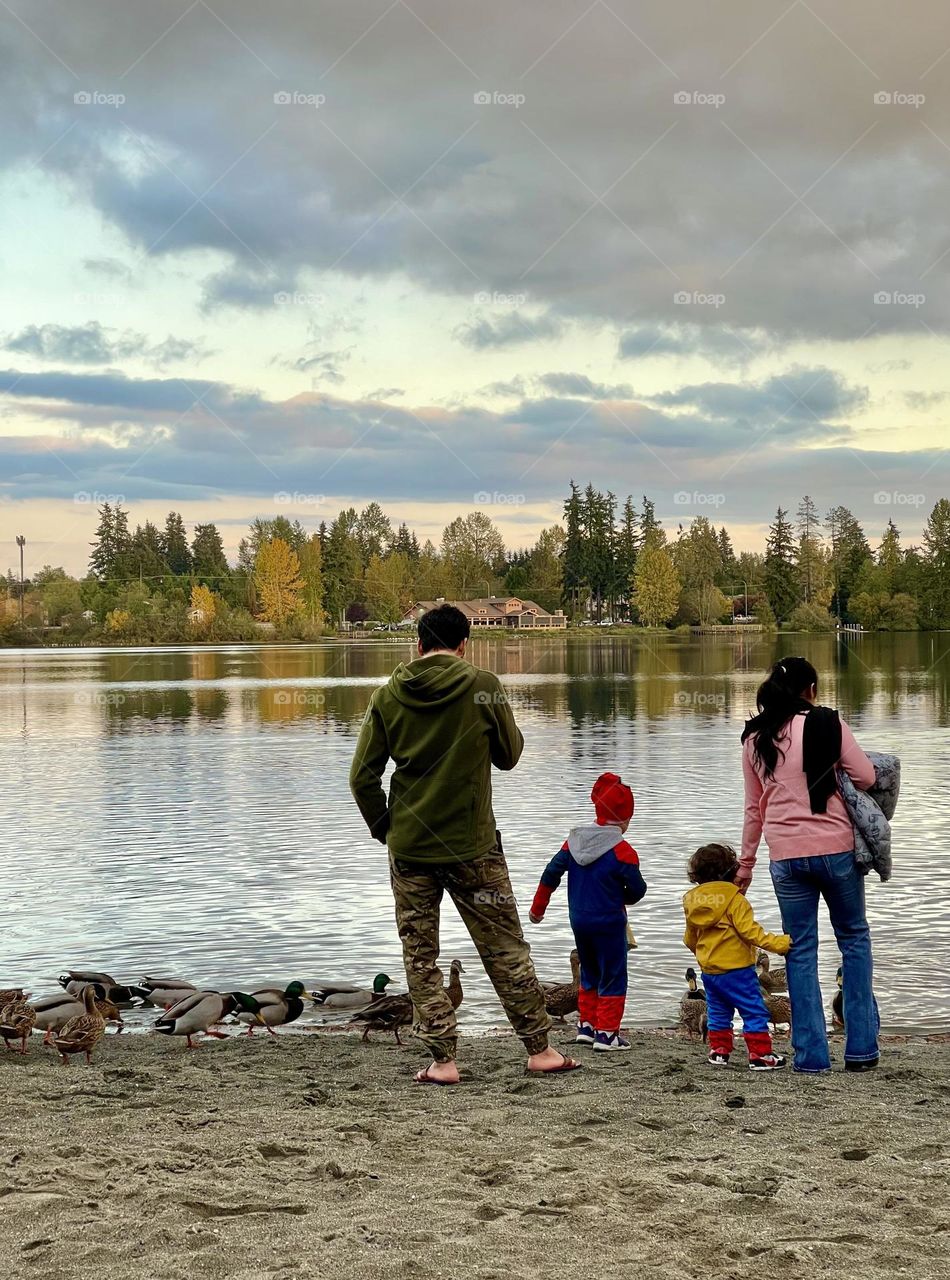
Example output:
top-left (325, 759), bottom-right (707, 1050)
top-left (837, 752), bottom-right (900, 883)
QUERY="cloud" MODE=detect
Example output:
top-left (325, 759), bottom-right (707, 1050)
top-left (3, 323), bottom-right (211, 369)
top-left (904, 389), bottom-right (949, 410)
top-left (536, 372), bottom-right (633, 399)
top-left (618, 324), bottom-right (772, 365)
top-left (454, 311), bottom-right (564, 350)
top-left (8, 3), bottom-right (950, 338)
top-left (646, 367), bottom-right (868, 425)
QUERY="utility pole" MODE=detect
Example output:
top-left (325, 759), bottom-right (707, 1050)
top-left (15, 535), bottom-right (25, 623)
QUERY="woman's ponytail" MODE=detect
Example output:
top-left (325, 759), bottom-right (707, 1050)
top-left (741, 656), bottom-right (819, 779)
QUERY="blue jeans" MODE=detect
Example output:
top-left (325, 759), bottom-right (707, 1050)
top-left (770, 852), bottom-right (879, 1073)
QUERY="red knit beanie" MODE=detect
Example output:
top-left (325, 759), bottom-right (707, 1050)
top-left (591, 772), bottom-right (634, 825)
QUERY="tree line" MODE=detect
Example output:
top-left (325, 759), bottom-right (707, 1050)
top-left (4, 486), bottom-right (950, 644)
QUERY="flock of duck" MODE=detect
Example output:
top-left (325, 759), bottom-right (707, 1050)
top-left (678, 953), bottom-right (845, 1038)
top-left (0, 951), bottom-right (841, 1065)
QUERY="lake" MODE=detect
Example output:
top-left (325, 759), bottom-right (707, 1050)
top-left (1, 632), bottom-right (947, 1034)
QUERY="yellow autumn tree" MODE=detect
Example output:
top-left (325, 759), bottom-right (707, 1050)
top-left (254, 537), bottom-right (304, 624)
top-left (189, 583), bottom-right (217, 633)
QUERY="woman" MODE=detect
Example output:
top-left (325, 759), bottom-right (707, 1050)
top-left (740, 656), bottom-right (879, 1074)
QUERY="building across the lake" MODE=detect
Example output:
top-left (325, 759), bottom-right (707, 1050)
top-left (401, 596), bottom-right (567, 629)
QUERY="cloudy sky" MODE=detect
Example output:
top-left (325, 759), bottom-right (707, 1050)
top-left (2, 0), bottom-right (949, 573)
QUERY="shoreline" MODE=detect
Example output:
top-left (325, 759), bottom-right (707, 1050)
top-left (2, 1029), bottom-right (947, 1279)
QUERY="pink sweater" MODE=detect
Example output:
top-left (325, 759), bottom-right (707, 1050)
top-left (740, 712), bottom-right (875, 875)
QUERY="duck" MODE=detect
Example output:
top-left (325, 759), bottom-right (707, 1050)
top-left (831, 966), bottom-right (844, 1029)
top-left (155, 990), bottom-right (265, 1048)
top-left (756, 952), bottom-right (788, 995)
top-left (0, 987), bottom-right (29, 1006)
top-left (679, 967), bottom-right (708, 1040)
top-left (236, 982), bottom-right (306, 1036)
top-left (350, 960), bottom-right (464, 1045)
top-left (541, 949), bottom-right (580, 1020)
top-left (31, 991), bottom-right (123, 1045)
top-left (311, 973), bottom-right (395, 1011)
top-left (52, 983), bottom-right (107, 1065)
top-left (0, 994), bottom-right (37, 1055)
top-left (128, 977), bottom-right (198, 1009)
top-left (59, 970), bottom-right (138, 1005)
top-left (762, 989), bottom-right (792, 1032)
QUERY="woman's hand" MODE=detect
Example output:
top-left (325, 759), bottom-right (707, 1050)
top-left (734, 868), bottom-right (753, 895)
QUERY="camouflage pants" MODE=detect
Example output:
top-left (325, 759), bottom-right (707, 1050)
top-left (389, 847), bottom-right (552, 1062)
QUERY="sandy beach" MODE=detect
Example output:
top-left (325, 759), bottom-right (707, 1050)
top-left (1, 1027), bottom-right (947, 1280)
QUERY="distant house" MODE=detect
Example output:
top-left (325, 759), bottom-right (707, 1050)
top-left (401, 596), bottom-right (567, 629)
top-left (188, 607), bottom-right (207, 625)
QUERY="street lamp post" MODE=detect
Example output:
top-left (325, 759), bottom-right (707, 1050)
top-left (15, 536), bottom-right (25, 624)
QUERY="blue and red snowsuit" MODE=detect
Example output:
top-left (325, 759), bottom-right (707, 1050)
top-left (531, 824), bottom-right (647, 1032)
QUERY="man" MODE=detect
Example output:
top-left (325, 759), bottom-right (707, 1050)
top-left (350, 602), bottom-right (580, 1083)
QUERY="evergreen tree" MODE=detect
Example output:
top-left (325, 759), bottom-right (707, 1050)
top-left (322, 509), bottom-right (362, 625)
top-left (639, 496), bottom-right (664, 549)
top-left (355, 502), bottom-right (393, 565)
top-left (878, 519), bottom-right (903, 589)
top-left (89, 503), bottom-right (133, 581)
top-left (192, 523), bottom-right (229, 582)
top-left (796, 495), bottom-right (822, 603)
top-left (764, 508), bottom-right (800, 622)
top-left (561, 481), bottom-right (586, 618)
top-left (826, 506), bottom-right (871, 619)
top-left (920, 499), bottom-right (950, 628)
top-left (162, 512), bottom-right (192, 575)
top-left (614, 497), bottom-right (639, 618)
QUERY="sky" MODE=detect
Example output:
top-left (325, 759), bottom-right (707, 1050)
top-left (1, 0), bottom-right (949, 576)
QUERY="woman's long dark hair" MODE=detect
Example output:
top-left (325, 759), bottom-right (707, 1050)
top-left (741, 656), bottom-right (819, 780)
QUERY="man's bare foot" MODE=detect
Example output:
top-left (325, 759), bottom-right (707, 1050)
top-left (414, 1059), bottom-right (460, 1085)
top-left (526, 1046), bottom-right (582, 1074)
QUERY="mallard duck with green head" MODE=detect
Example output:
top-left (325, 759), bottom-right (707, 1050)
top-left (128, 977), bottom-right (198, 1008)
top-left (155, 991), bottom-right (265, 1048)
top-left (237, 982), bottom-right (306, 1036)
top-left (351, 960), bottom-right (464, 1044)
top-left (311, 973), bottom-right (395, 1010)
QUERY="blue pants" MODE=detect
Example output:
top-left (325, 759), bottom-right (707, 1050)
top-left (572, 920), bottom-right (627, 1031)
top-left (702, 966), bottom-right (770, 1034)
top-left (770, 851), bottom-right (879, 1073)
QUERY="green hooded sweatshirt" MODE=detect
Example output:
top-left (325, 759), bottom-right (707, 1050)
top-left (349, 653), bottom-right (524, 864)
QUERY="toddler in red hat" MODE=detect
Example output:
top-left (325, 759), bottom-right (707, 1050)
top-left (529, 772), bottom-right (646, 1051)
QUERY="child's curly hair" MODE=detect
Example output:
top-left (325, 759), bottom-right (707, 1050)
top-left (687, 842), bottom-right (741, 885)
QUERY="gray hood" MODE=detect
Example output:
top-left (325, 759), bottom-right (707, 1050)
top-left (567, 823), bottom-right (623, 866)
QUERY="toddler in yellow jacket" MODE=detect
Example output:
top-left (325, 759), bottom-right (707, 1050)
top-left (683, 842), bottom-right (792, 1071)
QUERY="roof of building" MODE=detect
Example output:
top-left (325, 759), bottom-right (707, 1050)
top-left (408, 596), bottom-right (557, 618)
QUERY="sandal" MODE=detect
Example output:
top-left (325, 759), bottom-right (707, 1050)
top-left (414, 1066), bottom-right (459, 1086)
top-left (525, 1053), bottom-right (583, 1076)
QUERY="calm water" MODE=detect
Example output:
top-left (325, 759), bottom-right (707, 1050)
top-left (1, 633), bottom-right (948, 1033)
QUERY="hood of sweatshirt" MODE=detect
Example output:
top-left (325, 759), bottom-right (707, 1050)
top-left (567, 823), bottom-right (624, 866)
top-left (683, 881), bottom-right (740, 928)
top-left (387, 653), bottom-right (479, 710)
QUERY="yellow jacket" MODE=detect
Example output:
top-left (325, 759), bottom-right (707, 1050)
top-left (683, 882), bottom-right (791, 975)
